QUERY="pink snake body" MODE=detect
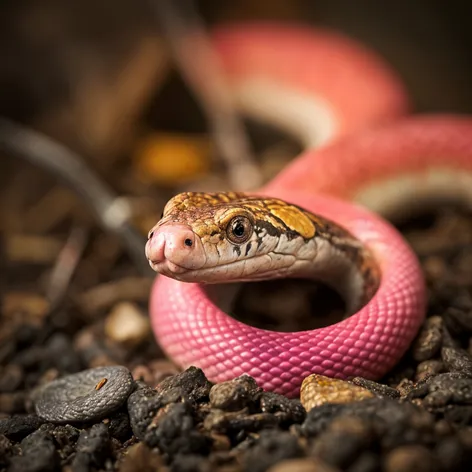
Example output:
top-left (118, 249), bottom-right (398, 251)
top-left (148, 23), bottom-right (472, 397)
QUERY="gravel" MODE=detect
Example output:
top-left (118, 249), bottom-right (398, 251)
top-left (2, 202), bottom-right (472, 471)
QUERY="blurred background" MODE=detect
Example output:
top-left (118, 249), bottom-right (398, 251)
top-left (1, 0), bottom-right (472, 373)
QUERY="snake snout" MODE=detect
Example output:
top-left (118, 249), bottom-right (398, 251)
top-left (146, 223), bottom-right (206, 273)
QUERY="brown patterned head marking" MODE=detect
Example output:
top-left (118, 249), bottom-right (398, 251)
top-left (159, 192), bottom-right (318, 242)
top-left (151, 191), bottom-right (380, 310)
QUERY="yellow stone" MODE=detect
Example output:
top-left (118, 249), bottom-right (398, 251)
top-left (300, 374), bottom-right (374, 411)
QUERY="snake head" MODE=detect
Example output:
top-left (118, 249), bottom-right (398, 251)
top-left (145, 191), bottom-right (319, 283)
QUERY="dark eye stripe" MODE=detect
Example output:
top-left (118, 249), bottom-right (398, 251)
top-left (245, 242), bottom-right (252, 256)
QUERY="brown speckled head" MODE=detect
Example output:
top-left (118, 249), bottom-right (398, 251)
top-left (157, 191), bottom-right (318, 240)
top-left (145, 192), bottom-right (380, 312)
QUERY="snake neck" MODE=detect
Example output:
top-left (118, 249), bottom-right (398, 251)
top-left (290, 215), bottom-right (381, 314)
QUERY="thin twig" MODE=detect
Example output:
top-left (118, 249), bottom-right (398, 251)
top-left (151, 0), bottom-right (263, 191)
top-left (0, 117), bottom-right (152, 275)
top-left (46, 225), bottom-right (89, 310)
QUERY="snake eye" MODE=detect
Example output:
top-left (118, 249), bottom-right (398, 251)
top-left (226, 216), bottom-right (253, 244)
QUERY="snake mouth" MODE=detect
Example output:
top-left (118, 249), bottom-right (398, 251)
top-left (151, 252), bottom-right (299, 284)
top-left (148, 259), bottom-right (191, 277)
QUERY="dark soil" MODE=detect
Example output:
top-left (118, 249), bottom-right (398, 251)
top-left (1, 150), bottom-right (472, 472)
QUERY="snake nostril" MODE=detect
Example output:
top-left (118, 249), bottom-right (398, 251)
top-left (184, 238), bottom-right (193, 247)
top-left (148, 231), bottom-right (154, 240)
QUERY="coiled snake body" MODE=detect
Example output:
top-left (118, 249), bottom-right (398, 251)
top-left (146, 22), bottom-right (472, 397)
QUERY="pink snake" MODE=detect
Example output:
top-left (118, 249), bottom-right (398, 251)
top-left (147, 22), bottom-right (472, 397)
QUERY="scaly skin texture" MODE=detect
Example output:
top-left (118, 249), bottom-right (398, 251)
top-left (265, 115), bottom-right (472, 205)
top-left (148, 24), bottom-right (471, 397)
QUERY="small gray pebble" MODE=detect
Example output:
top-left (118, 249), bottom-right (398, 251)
top-left (32, 366), bottom-right (135, 423)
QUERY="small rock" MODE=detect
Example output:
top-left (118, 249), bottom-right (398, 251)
top-left (156, 366), bottom-right (212, 403)
top-left (408, 373), bottom-right (472, 408)
top-left (106, 410), bottom-right (132, 442)
top-left (300, 374), bottom-right (374, 411)
top-left (301, 403), bottom-right (350, 438)
top-left (350, 378), bottom-right (400, 399)
top-left (49, 424), bottom-right (80, 459)
top-left (33, 366), bottom-right (135, 423)
top-left (144, 402), bottom-right (211, 457)
top-left (127, 382), bottom-right (182, 440)
top-left (301, 398), bottom-right (432, 447)
top-left (204, 408), bottom-right (279, 437)
top-left (209, 375), bottom-right (262, 411)
top-left (415, 360), bottom-right (444, 382)
top-left (441, 347), bottom-right (472, 377)
top-left (412, 316), bottom-right (443, 362)
top-left (267, 458), bottom-right (340, 472)
top-left (70, 423), bottom-right (111, 472)
top-left (9, 429), bottom-right (60, 472)
top-left (396, 379), bottom-right (416, 397)
top-left (117, 442), bottom-right (164, 472)
top-left (0, 414), bottom-right (44, 441)
top-left (104, 302), bottom-right (151, 347)
top-left (260, 392), bottom-right (306, 427)
top-left (242, 430), bottom-right (303, 472)
top-left (384, 445), bottom-right (437, 472)
top-left (310, 416), bottom-right (372, 469)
